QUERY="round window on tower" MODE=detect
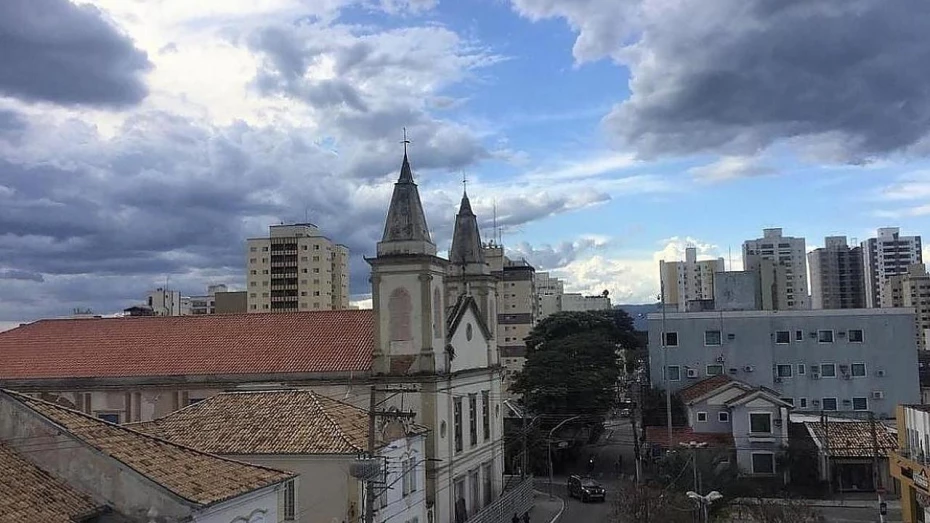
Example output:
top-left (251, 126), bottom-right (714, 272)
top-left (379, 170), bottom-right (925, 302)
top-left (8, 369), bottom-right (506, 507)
top-left (466, 323), bottom-right (474, 341)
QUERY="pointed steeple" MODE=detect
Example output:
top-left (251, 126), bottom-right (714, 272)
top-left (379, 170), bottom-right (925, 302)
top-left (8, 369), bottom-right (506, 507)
top-left (377, 150), bottom-right (436, 256)
top-left (450, 189), bottom-right (485, 268)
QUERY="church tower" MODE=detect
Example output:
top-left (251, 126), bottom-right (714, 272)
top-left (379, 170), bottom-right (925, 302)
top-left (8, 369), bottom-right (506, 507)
top-left (446, 189), bottom-right (498, 344)
top-left (368, 150), bottom-right (448, 375)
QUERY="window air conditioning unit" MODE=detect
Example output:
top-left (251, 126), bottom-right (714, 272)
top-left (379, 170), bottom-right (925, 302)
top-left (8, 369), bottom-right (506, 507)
top-left (716, 356), bottom-right (726, 363)
top-left (871, 391), bottom-right (885, 400)
top-left (728, 368), bottom-right (738, 375)
top-left (687, 369), bottom-right (699, 378)
top-left (744, 365), bottom-right (755, 372)
top-left (774, 377), bottom-right (782, 383)
top-left (876, 370), bottom-right (886, 377)
top-left (809, 332), bottom-right (817, 338)
top-left (812, 399), bottom-right (821, 406)
top-left (811, 373), bottom-right (821, 380)
top-left (727, 333), bottom-right (736, 340)
top-left (842, 399), bottom-right (851, 405)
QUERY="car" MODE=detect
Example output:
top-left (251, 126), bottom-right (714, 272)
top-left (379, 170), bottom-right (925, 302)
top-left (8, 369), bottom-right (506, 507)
top-left (567, 475), bottom-right (606, 503)
top-left (619, 408), bottom-right (631, 418)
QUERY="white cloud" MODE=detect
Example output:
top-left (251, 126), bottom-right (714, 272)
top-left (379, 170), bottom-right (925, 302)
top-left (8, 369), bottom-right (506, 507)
top-left (688, 156), bottom-right (775, 183)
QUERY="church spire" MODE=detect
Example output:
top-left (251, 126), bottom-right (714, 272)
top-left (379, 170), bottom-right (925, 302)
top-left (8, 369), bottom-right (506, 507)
top-left (377, 130), bottom-right (436, 256)
top-left (450, 183), bottom-right (485, 268)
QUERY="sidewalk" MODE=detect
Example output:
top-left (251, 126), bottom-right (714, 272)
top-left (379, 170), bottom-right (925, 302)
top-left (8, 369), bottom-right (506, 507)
top-left (530, 490), bottom-right (565, 523)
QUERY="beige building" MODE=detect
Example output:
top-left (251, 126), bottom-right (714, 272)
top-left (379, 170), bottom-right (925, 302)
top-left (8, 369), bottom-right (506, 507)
top-left (142, 284), bottom-right (246, 315)
top-left (536, 272), bottom-right (564, 322)
top-left (660, 247), bottom-right (725, 311)
top-left (485, 243), bottom-right (536, 396)
top-left (884, 263), bottom-right (930, 350)
top-left (808, 236), bottom-right (866, 310)
top-left (863, 227), bottom-right (923, 308)
top-left (561, 292), bottom-right (612, 312)
top-left (246, 223), bottom-right (350, 312)
top-left (743, 228), bottom-right (810, 310)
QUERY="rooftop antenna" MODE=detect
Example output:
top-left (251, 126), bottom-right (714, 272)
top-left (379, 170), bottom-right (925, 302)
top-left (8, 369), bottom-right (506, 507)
top-left (728, 246), bottom-right (732, 272)
top-left (304, 205), bottom-right (310, 223)
top-left (492, 199), bottom-right (498, 247)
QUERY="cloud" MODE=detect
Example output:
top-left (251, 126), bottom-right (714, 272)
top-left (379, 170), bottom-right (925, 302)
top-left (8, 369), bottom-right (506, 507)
top-left (513, 0), bottom-right (930, 162)
top-left (688, 156), bottom-right (775, 183)
top-left (0, 269), bottom-right (43, 282)
top-left (0, 0), bottom-right (151, 107)
top-left (506, 236), bottom-right (610, 270)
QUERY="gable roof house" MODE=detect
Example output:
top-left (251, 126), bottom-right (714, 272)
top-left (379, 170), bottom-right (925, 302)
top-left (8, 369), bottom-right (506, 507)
top-left (0, 149), bottom-right (509, 523)
top-left (794, 419), bottom-right (898, 493)
top-left (128, 389), bottom-right (429, 523)
top-left (0, 389), bottom-right (294, 523)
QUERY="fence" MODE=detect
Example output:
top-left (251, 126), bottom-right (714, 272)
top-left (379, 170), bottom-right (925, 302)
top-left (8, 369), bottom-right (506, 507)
top-left (466, 475), bottom-right (534, 523)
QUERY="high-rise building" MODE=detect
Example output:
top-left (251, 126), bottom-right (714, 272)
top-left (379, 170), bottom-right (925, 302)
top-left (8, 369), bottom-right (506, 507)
top-left (485, 244), bottom-right (536, 397)
top-left (884, 263), bottom-right (930, 350)
top-left (743, 228), bottom-right (810, 310)
top-left (660, 247), bottom-right (725, 311)
top-left (535, 272), bottom-right (564, 322)
top-left (246, 224), bottom-right (350, 313)
top-left (808, 236), bottom-right (865, 309)
top-left (862, 227), bottom-right (923, 308)
top-left (145, 288), bottom-right (185, 316)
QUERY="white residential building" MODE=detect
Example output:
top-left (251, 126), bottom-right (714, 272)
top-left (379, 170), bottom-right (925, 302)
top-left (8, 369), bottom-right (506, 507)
top-left (561, 292), bottom-right (612, 312)
top-left (660, 247), bottom-right (725, 311)
top-left (535, 271), bottom-right (564, 321)
top-left (862, 227), bottom-right (923, 308)
top-left (743, 228), bottom-right (810, 310)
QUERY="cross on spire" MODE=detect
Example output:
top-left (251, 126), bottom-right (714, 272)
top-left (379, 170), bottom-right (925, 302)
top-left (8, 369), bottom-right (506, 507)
top-left (401, 127), bottom-right (411, 155)
top-left (462, 171), bottom-right (468, 195)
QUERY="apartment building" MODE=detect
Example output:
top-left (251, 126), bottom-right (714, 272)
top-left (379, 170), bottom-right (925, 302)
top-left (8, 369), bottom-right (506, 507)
top-left (648, 308), bottom-right (919, 417)
top-left (561, 292), bottom-right (612, 312)
top-left (743, 228), bottom-right (810, 310)
top-left (862, 227), bottom-right (923, 308)
top-left (661, 247), bottom-right (725, 311)
top-left (536, 271), bottom-right (564, 322)
top-left (142, 284), bottom-right (245, 315)
top-left (246, 223), bottom-right (350, 312)
top-left (808, 236), bottom-right (866, 309)
top-left (891, 404), bottom-right (930, 522)
top-left (146, 287), bottom-right (185, 315)
top-left (885, 263), bottom-right (930, 350)
top-left (486, 243), bottom-right (536, 396)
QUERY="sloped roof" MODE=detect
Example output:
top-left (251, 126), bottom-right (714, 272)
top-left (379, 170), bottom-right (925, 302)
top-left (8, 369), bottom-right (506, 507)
top-left (678, 375), bottom-right (735, 403)
top-left (449, 191), bottom-right (485, 266)
top-left (644, 426), bottom-right (734, 449)
top-left (5, 390), bottom-right (294, 507)
top-left (726, 387), bottom-right (793, 408)
top-left (380, 153), bottom-right (433, 247)
top-left (447, 294), bottom-right (492, 341)
top-left (804, 421), bottom-right (898, 458)
top-left (0, 442), bottom-right (106, 523)
top-left (129, 389), bottom-right (372, 455)
top-left (0, 310), bottom-right (373, 380)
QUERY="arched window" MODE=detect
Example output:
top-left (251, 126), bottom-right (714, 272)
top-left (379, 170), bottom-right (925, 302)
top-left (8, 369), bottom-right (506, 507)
top-left (433, 287), bottom-right (442, 339)
top-left (389, 287), bottom-right (412, 342)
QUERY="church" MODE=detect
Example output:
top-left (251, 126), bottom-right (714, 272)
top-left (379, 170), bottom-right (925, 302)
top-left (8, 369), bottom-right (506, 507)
top-left (0, 149), bottom-right (507, 523)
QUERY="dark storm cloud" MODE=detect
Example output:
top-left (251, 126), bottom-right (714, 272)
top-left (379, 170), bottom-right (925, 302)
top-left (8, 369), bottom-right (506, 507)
top-left (0, 269), bottom-right (43, 282)
top-left (506, 238), bottom-right (608, 270)
top-left (604, 0), bottom-right (930, 161)
top-left (0, 0), bottom-right (151, 107)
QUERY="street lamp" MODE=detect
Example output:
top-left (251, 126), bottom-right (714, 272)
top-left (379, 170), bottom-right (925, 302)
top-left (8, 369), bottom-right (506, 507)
top-left (686, 490), bottom-right (723, 523)
top-left (548, 415), bottom-right (582, 499)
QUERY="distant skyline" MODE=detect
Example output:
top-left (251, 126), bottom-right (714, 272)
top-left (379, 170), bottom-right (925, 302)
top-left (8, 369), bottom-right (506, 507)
top-left (2, 0), bottom-right (930, 325)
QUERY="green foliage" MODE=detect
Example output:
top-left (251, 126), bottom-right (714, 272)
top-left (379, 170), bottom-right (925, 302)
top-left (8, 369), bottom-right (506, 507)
top-left (611, 483), bottom-right (692, 523)
top-left (640, 386), bottom-right (688, 427)
top-left (512, 310), bottom-right (637, 419)
top-left (654, 447), bottom-right (738, 495)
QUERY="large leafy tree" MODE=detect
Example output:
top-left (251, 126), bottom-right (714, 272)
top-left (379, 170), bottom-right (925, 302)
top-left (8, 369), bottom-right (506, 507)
top-left (512, 310), bottom-right (638, 419)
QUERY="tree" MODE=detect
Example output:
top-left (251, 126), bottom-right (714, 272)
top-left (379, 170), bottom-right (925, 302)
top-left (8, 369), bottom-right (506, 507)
top-left (640, 386), bottom-right (687, 427)
top-left (732, 497), bottom-right (824, 523)
top-left (512, 310), bottom-right (636, 420)
top-left (611, 483), bottom-right (692, 523)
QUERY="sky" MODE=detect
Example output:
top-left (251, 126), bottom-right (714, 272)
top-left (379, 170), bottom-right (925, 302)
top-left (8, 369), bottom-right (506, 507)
top-left (2, 0), bottom-right (930, 328)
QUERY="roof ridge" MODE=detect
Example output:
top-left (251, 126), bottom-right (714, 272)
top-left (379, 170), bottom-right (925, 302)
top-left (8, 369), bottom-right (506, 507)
top-left (309, 391), bottom-right (365, 453)
top-left (3, 389), bottom-right (295, 503)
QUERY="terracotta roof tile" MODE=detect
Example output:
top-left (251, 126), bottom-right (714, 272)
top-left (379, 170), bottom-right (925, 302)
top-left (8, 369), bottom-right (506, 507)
top-left (0, 442), bottom-right (105, 523)
top-left (678, 375), bottom-right (735, 403)
top-left (804, 421), bottom-right (898, 458)
top-left (0, 310), bottom-right (373, 380)
top-left (6, 391), bottom-right (294, 506)
top-left (129, 389), bottom-right (371, 454)
top-left (645, 426), bottom-right (734, 449)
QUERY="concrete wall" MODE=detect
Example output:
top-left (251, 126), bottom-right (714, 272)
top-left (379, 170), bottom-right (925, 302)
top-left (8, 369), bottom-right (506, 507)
top-left (192, 486), bottom-right (281, 523)
top-left (379, 435), bottom-right (428, 523)
top-left (648, 309), bottom-right (920, 418)
top-left (730, 402), bottom-right (788, 476)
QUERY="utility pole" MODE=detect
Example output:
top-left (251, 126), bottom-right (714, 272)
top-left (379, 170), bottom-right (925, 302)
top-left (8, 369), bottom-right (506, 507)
top-left (630, 380), bottom-right (642, 483)
top-left (659, 268), bottom-right (672, 447)
top-left (870, 411), bottom-right (886, 523)
top-left (365, 386), bottom-right (419, 523)
top-left (521, 410), bottom-right (527, 479)
top-left (822, 410), bottom-right (833, 495)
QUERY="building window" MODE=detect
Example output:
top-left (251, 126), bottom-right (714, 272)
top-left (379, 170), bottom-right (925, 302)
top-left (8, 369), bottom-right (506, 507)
top-left (749, 413), bottom-right (772, 434)
top-left (666, 365), bottom-right (681, 381)
top-left (780, 397), bottom-right (795, 407)
top-left (818, 330), bottom-right (834, 343)
top-left (482, 462), bottom-right (493, 506)
top-left (262, 246), bottom-right (268, 251)
top-left (852, 397), bottom-right (868, 411)
top-left (249, 258), bottom-right (256, 263)
top-left (776, 364), bottom-right (792, 378)
top-left (820, 363), bottom-right (836, 377)
top-left (718, 411), bottom-right (729, 423)
top-left (482, 391), bottom-right (490, 441)
top-left (284, 479), bottom-right (296, 520)
top-left (795, 330), bottom-right (803, 341)
top-left (849, 329), bottom-right (864, 343)
top-left (250, 247), bottom-right (257, 252)
top-left (799, 398), bottom-right (808, 408)
top-left (851, 363), bottom-right (866, 377)
top-left (706, 365), bottom-right (723, 376)
top-left (470, 469), bottom-right (481, 515)
top-left (403, 458), bottom-right (417, 496)
top-left (797, 364), bottom-right (806, 375)
top-left (822, 398), bottom-right (838, 411)
top-left (97, 412), bottom-right (120, 424)
top-left (469, 394), bottom-right (478, 447)
top-left (751, 453), bottom-right (775, 474)
top-left (696, 412), bottom-right (707, 422)
top-left (705, 330), bottom-right (722, 346)
top-left (662, 332), bottom-right (678, 347)
top-left (388, 287), bottom-right (413, 342)
top-left (775, 331), bottom-right (790, 344)
top-left (454, 398), bottom-right (463, 453)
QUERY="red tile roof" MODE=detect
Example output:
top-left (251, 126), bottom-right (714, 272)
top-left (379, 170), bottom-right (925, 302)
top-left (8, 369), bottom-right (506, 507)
top-left (0, 311), bottom-right (373, 380)
top-left (804, 421), bottom-right (899, 458)
top-left (678, 375), bottom-right (735, 403)
top-left (645, 426), bottom-right (734, 449)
